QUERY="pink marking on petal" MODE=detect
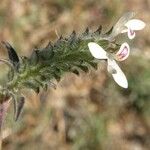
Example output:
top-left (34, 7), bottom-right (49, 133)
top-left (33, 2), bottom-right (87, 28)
top-left (118, 46), bottom-right (128, 59)
top-left (129, 29), bottom-right (135, 36)
top-left (128, 28), bottom-right (135, 39)
top-left (116, 43), bottom-right (130, 61)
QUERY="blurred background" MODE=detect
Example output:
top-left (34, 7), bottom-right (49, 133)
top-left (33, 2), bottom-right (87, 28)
top-left (0, 0), bottom-right (150, 150)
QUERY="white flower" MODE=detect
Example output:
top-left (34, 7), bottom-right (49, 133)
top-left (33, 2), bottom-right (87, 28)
top-left (121, 19), bottom-right (146, 39)
top-left (88, 42), bottom-right (129, 88)
top-left (109, 12), bottom-right (146, 40)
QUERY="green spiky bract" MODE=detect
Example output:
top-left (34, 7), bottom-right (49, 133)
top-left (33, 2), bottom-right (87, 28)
top-left (0, 26), bottom-right (118, 120)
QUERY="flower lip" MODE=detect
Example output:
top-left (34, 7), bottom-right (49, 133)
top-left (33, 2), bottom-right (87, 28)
top-left (109, 12), bottom-right (135, 39)
top-left (88, 42), bottom-right (107, 59)
top-left (129, 29), bottom-right (135, 35)
top-left (125, 19), bottom-right (146, 30)
top-left (127, 28), bottom-right (136, 39)
top-left (88, 42), bottom-right (128, 88)
top-left (121, 19), bottom-right (145, 39)
top-left (107, 58), bottom-right (128, 88)
top-left (116, 42), bottom-right (130, 61)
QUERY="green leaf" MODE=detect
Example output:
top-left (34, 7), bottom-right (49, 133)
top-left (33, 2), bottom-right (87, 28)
top-left (104, 26), bottom-right (113, 35)
top-left (29, 50), bottom-right (39, 65)
top-left (38, 43), bottom-right (54, 60)
top-left (12, 96), bottom-right (17, 118)
top-left (78, 65), bottom-right (89, 73)
top-left (88, 62), bottom-right (98, 70)
top-left (94, 25), bottom-right (102, 35)
top-left (4, 26), bottom-right (115, 101)
top-left (2, 42), bottom-right (20, 70)
top-left (15, 97), bottom-right (25, 121)
top-left (23, 81), bottom-right (40, 94)
top-left (71, 69), bottom-right (80, 76)
top-left (82, 27), bottom-right (90, 36)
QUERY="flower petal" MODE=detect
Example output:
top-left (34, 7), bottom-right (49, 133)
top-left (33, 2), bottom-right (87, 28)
top-left (125, 19), bottom-right (146, 30)
top-left (107, 63), bottom-right (117, 74)
top-left (107, 58), bottom-right (128, 88)
top-left (116, 42), bottom-right (130, 61)
top-left (121, 28), bottom-right (136, 39)
top-left (127, 28), bottom-right (136, 39)
top-left (88, 42), bottom-right (107, 59)
top-left (110, 12), bottom-right (135, 39)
